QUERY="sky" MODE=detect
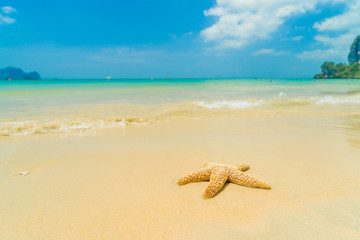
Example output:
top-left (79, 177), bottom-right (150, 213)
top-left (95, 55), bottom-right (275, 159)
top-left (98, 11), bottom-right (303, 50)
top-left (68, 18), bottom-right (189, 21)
top-left (0, 0), bottom-right (359, 78)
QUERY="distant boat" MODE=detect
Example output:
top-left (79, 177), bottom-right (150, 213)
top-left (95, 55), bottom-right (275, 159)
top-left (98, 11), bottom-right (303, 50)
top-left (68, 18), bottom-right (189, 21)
top-left (105, 76), bottom-right (112, 80)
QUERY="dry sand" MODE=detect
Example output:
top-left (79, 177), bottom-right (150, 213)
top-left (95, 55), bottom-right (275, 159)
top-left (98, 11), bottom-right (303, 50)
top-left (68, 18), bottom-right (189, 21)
top-left (0, 115), bottom-right (360, 239)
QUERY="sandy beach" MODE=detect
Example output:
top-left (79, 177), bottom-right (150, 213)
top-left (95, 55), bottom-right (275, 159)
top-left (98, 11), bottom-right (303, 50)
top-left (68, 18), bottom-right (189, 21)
top-left (1, 113), bottom-right (359, 239)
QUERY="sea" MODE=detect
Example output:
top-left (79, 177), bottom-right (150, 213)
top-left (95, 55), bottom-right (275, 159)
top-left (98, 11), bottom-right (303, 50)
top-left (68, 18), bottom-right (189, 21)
top-left (0, 78), bottom-right (360, 137)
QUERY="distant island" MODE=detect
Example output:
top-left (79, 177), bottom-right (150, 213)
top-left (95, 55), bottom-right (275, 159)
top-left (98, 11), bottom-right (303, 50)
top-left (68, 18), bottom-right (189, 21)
top-left (314, 35), bottom-right (360, 79)
top-left (0, 67), bottom-right (41, 80)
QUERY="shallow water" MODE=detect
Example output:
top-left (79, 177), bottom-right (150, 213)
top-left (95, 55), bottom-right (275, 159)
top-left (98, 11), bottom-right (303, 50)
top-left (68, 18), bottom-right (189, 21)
top-left (1, 78), bottom-right (360, 136)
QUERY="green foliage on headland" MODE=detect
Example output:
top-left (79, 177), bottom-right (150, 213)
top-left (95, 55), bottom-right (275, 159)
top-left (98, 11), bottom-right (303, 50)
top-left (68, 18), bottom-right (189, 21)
top-left (314, 35), bottom-right (360, 79)
top-left (314, 62), bottom-right (360, 79)
top-left (0, 67), bottom-right (41, 80)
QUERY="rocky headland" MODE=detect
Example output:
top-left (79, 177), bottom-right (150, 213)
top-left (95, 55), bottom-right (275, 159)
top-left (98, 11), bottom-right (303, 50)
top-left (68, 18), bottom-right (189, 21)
top-left (0, 67), bottom-right (41, 80)
top-left (314, 35), bottom-right (360, 79)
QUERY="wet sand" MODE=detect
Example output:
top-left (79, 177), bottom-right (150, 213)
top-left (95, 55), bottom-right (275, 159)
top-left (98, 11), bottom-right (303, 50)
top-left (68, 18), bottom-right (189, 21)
top-left (1, 114), bottom-right (360, 239)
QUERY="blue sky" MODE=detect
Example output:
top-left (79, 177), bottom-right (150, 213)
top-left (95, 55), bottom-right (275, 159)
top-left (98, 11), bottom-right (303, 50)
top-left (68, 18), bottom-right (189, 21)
top-left (1, 0), bottom-right (359, 78)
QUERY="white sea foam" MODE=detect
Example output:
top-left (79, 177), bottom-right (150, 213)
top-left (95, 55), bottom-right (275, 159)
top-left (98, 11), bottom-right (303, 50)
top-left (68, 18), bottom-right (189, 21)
top-left (311, 95), bottom-right (360, 105)
top-left (0, 118), bottom-right (150, 136)
top-left (194, 100), bottom-right (265, 109)
top-left (2, 94), bottom-right (360, 137)
top-left (278, 92), bottom-right (286, 97)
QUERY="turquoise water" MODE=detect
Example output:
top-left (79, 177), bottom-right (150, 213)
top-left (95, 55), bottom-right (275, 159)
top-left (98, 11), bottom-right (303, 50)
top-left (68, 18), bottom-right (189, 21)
top-left (1, 78), bottom-right (360, 136)
top-left (1, 78), bottom-right (359, 106)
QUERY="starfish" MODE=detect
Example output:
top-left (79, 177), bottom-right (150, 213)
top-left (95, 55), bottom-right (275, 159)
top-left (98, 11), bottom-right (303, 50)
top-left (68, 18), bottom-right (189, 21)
top-left (177, 161), bottom-right (271, 199)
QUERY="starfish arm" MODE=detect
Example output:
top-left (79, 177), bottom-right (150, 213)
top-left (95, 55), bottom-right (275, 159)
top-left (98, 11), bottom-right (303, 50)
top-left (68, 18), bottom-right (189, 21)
top-left (177, 167), bottom-right (212, 185)
top-left (234, 163), bottom-right (250, 171)
top-left (203, 166), bottom-right (229, 199)
top-left (228, 169), bottom-right (271, 189)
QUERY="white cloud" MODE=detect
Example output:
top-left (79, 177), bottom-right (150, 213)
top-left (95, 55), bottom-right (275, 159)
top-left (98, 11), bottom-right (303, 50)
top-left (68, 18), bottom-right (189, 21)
top-left (297, 48), bottom-right (341, 59)
top-left (183, 31), bottom-right (193, 37)
top-left (201, 0), bottom-right (359, 53)
top-left (299, 0), bottom-right (360, 60)
top-left (201, 0), bottom-right (324, 49)
top-left (87, 47), bottom-right (169, 64)
top-left (253, 48), bottom-right (290, 56)
top-left (0, 14), bottom-right (15, 24)
top-left (0, 6), bottom-right (16, 25)
top-left (168, 31), bottom-right (193, 39)
top-left (168, 33), bottom-right (177, 39)
top-left (292, 35), bottom-right (304, 41)
top-left (2, 6), bottom-right (16, 14)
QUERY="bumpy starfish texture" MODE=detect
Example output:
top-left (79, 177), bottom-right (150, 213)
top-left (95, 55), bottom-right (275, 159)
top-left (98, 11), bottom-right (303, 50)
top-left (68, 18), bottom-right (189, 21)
top-left (177, 161), bottom-right (271, 199)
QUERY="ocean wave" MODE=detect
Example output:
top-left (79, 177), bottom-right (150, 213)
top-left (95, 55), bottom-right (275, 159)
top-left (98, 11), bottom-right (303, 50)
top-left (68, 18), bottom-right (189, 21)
top-left (270, 95), bottom-right (360, 106)
top-left (194, 100), bottom-right (265, 109)
top-left (194, 94), bottom-right (360, 110)
top-left (0, 100), bottom-right (265, 136)
top-left (2, 95), bottom-right (360, 136)
top-left (311, 95), bottom-right (360, 104)
top-left (0, 118), bottom-right (154, 136)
